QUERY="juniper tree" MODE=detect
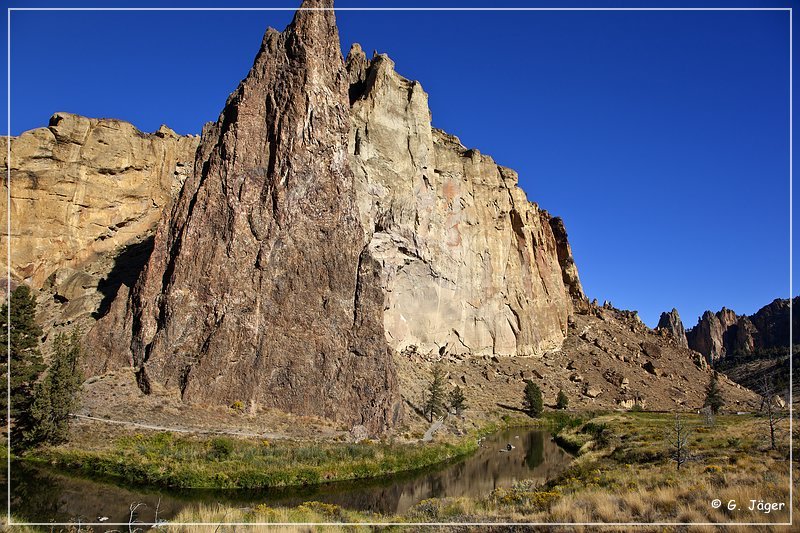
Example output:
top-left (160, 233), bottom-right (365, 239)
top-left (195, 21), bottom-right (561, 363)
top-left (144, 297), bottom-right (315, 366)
top-left (448, 385), bottom-right (466, 416)
top-left (0, 285), bottom-right (46, 444)
top-left (522, 380), bottom-right (543, 417)
top-left (556, 389), bottom-right (569, 410)
top-left (424, 364), bottom-right (446, 422)
top-left (26, 329), bottom-right (83, 446)
top-left (703, 371), bottom-right (724, 415)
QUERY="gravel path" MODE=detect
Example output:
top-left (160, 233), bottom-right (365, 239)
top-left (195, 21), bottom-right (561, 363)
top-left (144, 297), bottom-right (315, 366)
top-left (71, 413), bottom-right (290, 440)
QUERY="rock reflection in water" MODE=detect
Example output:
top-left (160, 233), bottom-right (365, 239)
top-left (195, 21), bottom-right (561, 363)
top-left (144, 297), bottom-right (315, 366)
top-left (8, 428), bottom-right (571, 525)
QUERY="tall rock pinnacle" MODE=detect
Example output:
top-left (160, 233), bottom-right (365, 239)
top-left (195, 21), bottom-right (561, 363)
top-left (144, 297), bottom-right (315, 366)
top-left (126, 0), bottom-right (402, 433)
top-left (656, 308), bottom-right (688, 348)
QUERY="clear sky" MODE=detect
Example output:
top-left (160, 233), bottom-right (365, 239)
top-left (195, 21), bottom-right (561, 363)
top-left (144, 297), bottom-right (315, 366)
top-left (2, 0), bottom-right (795, 329)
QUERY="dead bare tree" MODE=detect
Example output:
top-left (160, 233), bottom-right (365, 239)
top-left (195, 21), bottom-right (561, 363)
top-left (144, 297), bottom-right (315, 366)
top-left (128, 502), bottom-right (146, 533)
top-left (757, 374), bottom-right (788, 451)
top-left (667, 413), bottom-right (691, 470)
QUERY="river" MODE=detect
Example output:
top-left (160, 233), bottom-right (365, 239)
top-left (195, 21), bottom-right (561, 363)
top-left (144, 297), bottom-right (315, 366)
top-left (7, 427), bottom-right (572, 527)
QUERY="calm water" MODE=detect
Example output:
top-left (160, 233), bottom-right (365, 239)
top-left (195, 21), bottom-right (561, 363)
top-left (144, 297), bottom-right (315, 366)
top-left (7, 428), bottom-right (571, 527)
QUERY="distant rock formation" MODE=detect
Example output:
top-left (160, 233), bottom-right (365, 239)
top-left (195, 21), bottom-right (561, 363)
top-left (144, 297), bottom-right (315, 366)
top-left (656, 308), bottom-right (688, 347)
top-left (1, 113), bottom-right (198, 288)
top-left (686, 297), bottom-right (798, 363)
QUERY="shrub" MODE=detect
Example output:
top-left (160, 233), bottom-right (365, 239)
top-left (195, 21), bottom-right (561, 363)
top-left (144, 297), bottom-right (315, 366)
top-left (556, 389), bottom-right (569, 410)
top-left (209, 437), bottom-right (235, 460)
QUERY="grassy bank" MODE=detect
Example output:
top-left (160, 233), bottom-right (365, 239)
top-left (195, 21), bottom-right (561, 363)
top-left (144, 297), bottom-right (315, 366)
top-left (24, 422), bottom-right (505, 490)
top-left (164, 412), bottom-right (795, 531)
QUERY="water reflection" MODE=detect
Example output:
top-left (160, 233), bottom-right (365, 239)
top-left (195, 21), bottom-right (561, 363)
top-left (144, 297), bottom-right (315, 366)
top-left (8, 428), bottom-right (571, 526)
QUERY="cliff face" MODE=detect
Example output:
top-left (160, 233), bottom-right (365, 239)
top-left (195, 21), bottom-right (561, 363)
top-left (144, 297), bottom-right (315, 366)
top-left (686, 298), bottom-right (798, 362)
top-left (122, 0), bottom-right (401, 434)
top-left (346, 47), bottom-right (585, 358)
top-left (1, 113), bottom-right (198, 288)
top-left (11, 1), bottom-right (591, 431)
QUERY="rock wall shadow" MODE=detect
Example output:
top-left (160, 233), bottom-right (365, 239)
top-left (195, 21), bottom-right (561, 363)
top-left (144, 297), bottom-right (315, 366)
top-left (93, 236), bottom-right (154, 319)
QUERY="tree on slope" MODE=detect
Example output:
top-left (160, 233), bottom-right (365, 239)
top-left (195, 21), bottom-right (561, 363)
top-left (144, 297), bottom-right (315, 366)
top-left (0, 285), bottom-right (46, 445)
top-left (26, 329), bottom-right (83, 447)
top-left (424, 364), bottom-right (446, 422)
top-left (703, 371), bottom-right (724, 415)
top-left (522, 380), bottom-right (543, 417)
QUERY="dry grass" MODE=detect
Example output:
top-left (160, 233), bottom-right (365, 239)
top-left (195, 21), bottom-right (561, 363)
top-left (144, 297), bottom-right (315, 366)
top-left (170, 502), bottom-right (379, 532)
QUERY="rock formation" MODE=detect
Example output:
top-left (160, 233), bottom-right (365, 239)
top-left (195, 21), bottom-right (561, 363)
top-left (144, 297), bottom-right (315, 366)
top-left (346, 47), bottom-right (585, 358)
top-left (119, 0), bottom-right (401, 434)
top-left (750, 297), bottom-right (799, 348)
top-left (686, 298), bottom-right (798, 362)
top-left (656, 308), bottom-right (688, 347)
top-left (10, 0), bottom-right (765, 428)
top-left (1, 113), bottom-right (198, 288)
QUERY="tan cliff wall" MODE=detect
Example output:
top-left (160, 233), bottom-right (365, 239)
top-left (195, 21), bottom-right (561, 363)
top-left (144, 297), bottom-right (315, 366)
top-left (1, 113), bottom-right (198, 289)
top-left (346, 47), bottom-right (585, 359)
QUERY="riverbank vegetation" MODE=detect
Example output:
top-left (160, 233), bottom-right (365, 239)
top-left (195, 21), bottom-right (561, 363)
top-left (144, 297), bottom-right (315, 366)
top-left (162, 411), bottom-right (794, 531)
top-left (24, 419), bottom-right (512, 490)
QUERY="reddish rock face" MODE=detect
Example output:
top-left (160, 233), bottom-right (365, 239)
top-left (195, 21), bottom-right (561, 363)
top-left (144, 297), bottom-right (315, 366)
top-left (686, 299), bottom-right (797, 363)
top-left (126, 0), bottom-right (401, 434)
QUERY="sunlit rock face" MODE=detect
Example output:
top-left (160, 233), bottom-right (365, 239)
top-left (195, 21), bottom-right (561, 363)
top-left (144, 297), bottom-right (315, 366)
top-left (11, 1), bottom-right (591, 433)
top-left (124, 0), bottom-right (402, 434)
top-left (346, 45), bottom-right (585, 358)
top-left (656, 308), bottom-right (688, 348)
top-left (1, 113), bottom-right (198, 288)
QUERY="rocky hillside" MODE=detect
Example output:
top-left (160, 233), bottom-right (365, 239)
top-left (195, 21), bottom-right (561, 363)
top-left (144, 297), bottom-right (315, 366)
top-left (3, 0), bottom-right (761, 433)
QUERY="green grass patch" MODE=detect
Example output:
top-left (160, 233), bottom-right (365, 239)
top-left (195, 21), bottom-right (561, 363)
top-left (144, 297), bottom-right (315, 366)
top-left (25, 425), bottom-right (500, 490)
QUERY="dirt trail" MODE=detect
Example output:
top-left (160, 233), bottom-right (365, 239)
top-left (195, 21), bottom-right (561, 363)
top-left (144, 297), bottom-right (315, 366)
top-left (71, 413), bottom-right (290, 440)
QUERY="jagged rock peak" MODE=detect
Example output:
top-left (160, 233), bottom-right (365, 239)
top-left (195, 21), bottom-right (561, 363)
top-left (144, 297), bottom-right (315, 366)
top-left (686, 297), bottom-right (798, 363)
top-left (656, 308), bottom-right (688, 348)
top-left (123, 0), bottom-right (402, 434)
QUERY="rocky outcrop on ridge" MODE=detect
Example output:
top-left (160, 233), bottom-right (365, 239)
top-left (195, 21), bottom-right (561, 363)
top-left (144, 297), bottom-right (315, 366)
top-left (656, 308), bottom-right (688, 347)
top-left (686, 298), bottom-right (798, 363)
top-left (346, 46), bottom-right (585, 358)
top-left (114, 0), bottom-right (401, 434)
top-left (1, 113), bottom-right (198, 288)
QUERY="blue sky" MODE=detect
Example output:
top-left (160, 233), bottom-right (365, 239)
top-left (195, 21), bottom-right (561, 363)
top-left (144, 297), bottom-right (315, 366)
top-left (2, 0), bottom-right (795, 329)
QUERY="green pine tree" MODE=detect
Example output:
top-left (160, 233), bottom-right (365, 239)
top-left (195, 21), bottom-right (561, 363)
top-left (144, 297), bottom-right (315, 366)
top-left (448, 385), bottom-right (467, 416)
top-left (424, 364), bottom-right (446, 422)
top-left (703, 371), bottom-right (724, 415)
top-left (26, 329), bottom-right (83, 447)
top-left (0, 285), bottom-right (46, 446)
top-left (523, 380), bottom-right (543, 417)
top-left (556, 389), bottom-right (569, 410)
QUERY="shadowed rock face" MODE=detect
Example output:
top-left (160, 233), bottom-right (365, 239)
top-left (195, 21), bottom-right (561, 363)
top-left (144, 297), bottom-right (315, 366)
top-left (125, 0), bottom-right (401, 434)
top-left (686, 298), bottom-right (798, 363)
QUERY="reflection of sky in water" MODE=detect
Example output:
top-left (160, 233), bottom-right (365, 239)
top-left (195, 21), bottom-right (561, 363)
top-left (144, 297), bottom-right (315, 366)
top-left (8, 428), bottom-right (571, 526)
